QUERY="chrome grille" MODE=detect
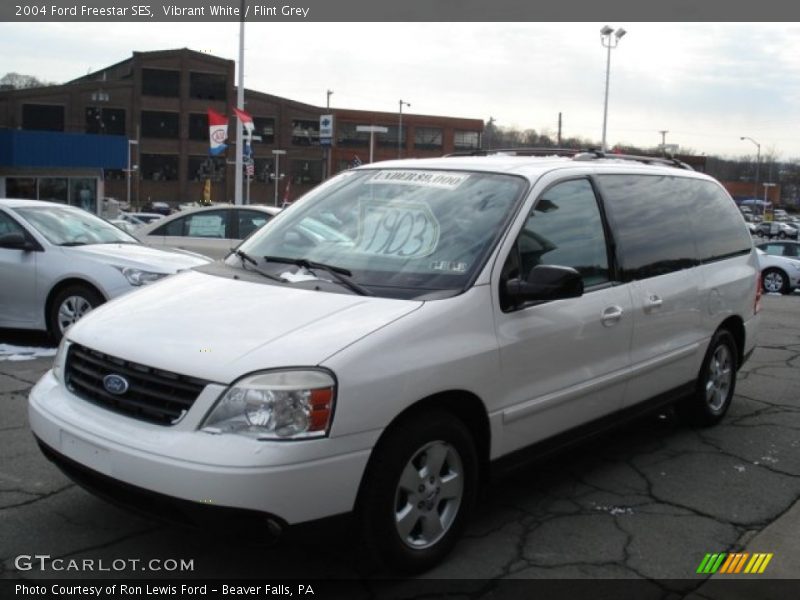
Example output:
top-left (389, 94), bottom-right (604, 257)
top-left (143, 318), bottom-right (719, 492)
top-left (65, 343), bottom-right (209, 425)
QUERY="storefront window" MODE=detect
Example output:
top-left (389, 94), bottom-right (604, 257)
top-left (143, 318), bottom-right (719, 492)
top-left (85, 107), bottom-right (126, 135)
top-left (414, 127), bottom-right (443, 150)
top-left (253, 117), bottom-right (275, 144)
top-left (289, 159), bottom-right (322, 184)
top-left (190, 72), bottom-right (227, 100)
top-left (6, 178), bottom-right (37, 199)
top-left (39, 178), bottom-right (68, 203)
top-left (142, 69), bottom-right (180, 97)
top-left (141, 111), bottom-right (180, 139)
top-left (291, 119), bottom-right (320, 146)
top-left (70, 179), bottom-right (97, 212)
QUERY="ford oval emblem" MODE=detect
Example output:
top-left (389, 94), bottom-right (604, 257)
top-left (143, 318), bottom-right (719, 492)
top-left (103, 373), bottom-right (129, 395)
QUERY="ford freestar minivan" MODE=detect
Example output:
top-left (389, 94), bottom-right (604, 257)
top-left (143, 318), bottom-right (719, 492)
top-left (29, 152), bottom-right (760, 572)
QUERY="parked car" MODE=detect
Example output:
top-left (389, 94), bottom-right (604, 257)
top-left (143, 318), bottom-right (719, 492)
top-left (29, 154), bottom-right (760, 573)
top-left (755, 246), bottom-right (800, 294)
top-left (135, 204), bottom-right (280, 260)
top-left (146, 201), bottom-right (172, 216)
top-left (0, 199), bottom-right (210, 341)
top-left (754, 221), bottom-right (799, 239)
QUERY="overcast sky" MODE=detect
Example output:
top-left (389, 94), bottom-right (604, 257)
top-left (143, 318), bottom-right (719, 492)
top-left (2, 22), bottom-right (800, 160)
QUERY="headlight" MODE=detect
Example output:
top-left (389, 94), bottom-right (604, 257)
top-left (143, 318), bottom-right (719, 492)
top-left (119, 267), bottom-right (169, 286)
top-left (202, 370), bottom-right (336, 440)
top-left (52, 337), bottom-right (69, 382)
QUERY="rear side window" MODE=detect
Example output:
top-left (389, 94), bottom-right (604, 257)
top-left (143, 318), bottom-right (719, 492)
top-left (687, 181), bottom-right (753, 262)
top-left (597, 175), bottom-right (696, 281)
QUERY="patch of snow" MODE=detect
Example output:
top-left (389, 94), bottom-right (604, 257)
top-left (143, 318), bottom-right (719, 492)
top-left (733, 465), bottom-right (747, 473)
top-left (0, 344), bottom-right (57, 362)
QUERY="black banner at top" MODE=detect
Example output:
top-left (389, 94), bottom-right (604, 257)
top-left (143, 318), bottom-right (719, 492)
top-left (3, 0), bottom-right (800, 22)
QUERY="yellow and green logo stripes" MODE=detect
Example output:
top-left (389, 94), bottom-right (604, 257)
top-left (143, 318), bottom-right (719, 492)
top-left (697, 552), bottom-right (773, 575)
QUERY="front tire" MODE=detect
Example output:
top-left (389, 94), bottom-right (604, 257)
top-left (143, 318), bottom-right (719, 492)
top-left (47, 284), bottom-right (104, 343)
top-left (762, 268), bottom-right (789, 294)
top-left (356, 410), bottom-right (478, 573)
top-left (677, 329), bottom-right (738, 427)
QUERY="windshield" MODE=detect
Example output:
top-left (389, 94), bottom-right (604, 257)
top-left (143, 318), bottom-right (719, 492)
top-left (231, 169), bottom-right (526, 298)
top-left (14, 205), bottom-right (139, 246)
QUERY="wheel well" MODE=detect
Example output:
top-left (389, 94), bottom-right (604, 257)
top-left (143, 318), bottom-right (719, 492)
top-left (45, 279), bottom-right (106, 325)
top-left (718, 316), bottom-right (745, 369)
top-left (369, 391), bottom-right (491, 487)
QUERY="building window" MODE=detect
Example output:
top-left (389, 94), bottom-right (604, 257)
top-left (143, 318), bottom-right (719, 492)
top-left (253, 117), bottom-right (275, 144)
top-left (6, 177), bottom-right (37, 199)
top-left (188, 113), bottom-right (209, 141)
top-left (337, 122), bottom-right (369, 147)
top-left (141, 68), bottom-right (180, 97)
top-left (141, 111), bottom-right (180, 139)
top-left (38, 178), bottom-right (69, 203)
top-left (254, 157), bottom-right (275, 182)
top-left (454, 130), bottom-right (480, 151)
top-left (104, 170), bottom-right (125, 181)
top-left (70, 179), bottom-right (97, 212)
top-left (188, 156), bottom-right (226, 182)
top-left (85, 107), bottom-right (126, 135)
top-left (290, 159), bottom-right (323, 184)
top-left (376, 125), bottom-right (402, 147)
top-left (190, 72), bottom-right (227, 100)
top-left (414, 127), bottom-right (443, 150)
top-left (140, 154), bottom-right (179, 181)
top-left (291, 119), bottom-right (320, 146)
top-left (22, 104), bottom-right (64, 131)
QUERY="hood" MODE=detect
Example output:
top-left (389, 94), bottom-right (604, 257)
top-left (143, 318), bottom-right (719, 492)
top-left (67, 270), bottom-right (422, 383)
top-left (66, 243), bottom-right (210, 272)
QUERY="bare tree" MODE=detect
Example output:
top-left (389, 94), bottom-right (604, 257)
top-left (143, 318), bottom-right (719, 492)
top-left (0, 72), bottom-right (55, 90)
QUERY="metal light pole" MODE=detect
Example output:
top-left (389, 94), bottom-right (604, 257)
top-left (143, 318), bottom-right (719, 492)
top-left (398, 99), bottom-right (411, 158)
top-left (600, 26), bottom-right (626, 152)
top-left (271, 149), bottom-right (286, 207)
top-left (234, 0), bottom-right (246, 205)
top-left (324, 90), bottom-right (333, 180)
top-left (740, 136), bottom-right (761, 202)
top-left (357, 126), bottom-right (388, 163)
top-left (126, 139), bottom-right (138, 210)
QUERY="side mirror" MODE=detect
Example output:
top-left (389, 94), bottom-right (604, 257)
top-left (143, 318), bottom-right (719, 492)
top-left (0, 232), bottom-right (35, 251)
top-left (506, 265), bottom-right (584, 306)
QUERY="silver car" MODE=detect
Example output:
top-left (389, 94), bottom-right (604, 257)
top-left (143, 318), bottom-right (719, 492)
top-left (0, 199), bottom-right (210, 341)
top-left (135, 204), bottom-right (281, 260)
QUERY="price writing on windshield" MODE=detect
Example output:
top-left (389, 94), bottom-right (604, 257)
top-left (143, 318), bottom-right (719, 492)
top-left (357, 202), bottom-right (440, 258)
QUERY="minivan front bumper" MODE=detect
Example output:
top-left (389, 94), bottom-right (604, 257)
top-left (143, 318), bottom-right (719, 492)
top-left (29, 370), bottom-right (374, 524)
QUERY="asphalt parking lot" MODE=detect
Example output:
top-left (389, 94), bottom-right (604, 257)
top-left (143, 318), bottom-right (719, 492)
top-left (1, 294), bottom-right (800, 593)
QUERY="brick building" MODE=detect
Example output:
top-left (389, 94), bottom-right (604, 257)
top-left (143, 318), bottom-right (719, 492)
top-left (0, 48), bottom-right (484, 210)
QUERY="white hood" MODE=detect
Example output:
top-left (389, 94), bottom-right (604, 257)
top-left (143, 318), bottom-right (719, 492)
top-left (66, 243), bottom-right (210, 272)
top-left (67, 270), bottom-right (422, 383)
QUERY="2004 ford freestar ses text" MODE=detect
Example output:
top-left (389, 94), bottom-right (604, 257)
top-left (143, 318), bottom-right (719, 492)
top-left (29, 152), bottom-right (760, 572)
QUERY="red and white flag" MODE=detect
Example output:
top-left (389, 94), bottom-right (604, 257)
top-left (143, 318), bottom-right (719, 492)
top-left (207, 108), bottom-right (228, 155)
top-left (233, 107), bottom-right (254, 134)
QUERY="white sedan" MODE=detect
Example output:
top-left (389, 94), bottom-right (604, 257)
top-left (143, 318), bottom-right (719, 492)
top-left (134, 204), bottom-right (280, 260)
top-left (0, 199), bottom-right (210, 341)
top-left (756, 248), bottom-right (800, 294)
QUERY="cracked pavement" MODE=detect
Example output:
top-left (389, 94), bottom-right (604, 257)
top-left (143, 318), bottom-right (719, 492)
top-left (1, 295), bottom-right (799, 593)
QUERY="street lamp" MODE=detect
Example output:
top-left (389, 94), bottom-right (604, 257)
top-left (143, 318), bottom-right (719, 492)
top-left (398, 99), bottom-right (411, 158)
top-left (600, 25), bottom-right (626, 152)
top-left (357, 125), bottom-right (388, 163)
top-left (126, 139), bottom-right (138, 210)
top-left (271, 149), bottom-right (286, 207)
top-left (740, 136), bottom-right (761, 201)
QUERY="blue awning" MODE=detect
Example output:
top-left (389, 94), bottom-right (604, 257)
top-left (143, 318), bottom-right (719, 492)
top-left (0, 128), bottom-right (127, 169)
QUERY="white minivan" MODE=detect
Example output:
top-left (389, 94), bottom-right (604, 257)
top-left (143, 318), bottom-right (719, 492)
top-left (29, 152), bottom-right (760, 572)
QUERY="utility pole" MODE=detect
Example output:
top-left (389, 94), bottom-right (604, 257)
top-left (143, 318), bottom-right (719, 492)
top-left (557, 113), bottom-right (562, 146)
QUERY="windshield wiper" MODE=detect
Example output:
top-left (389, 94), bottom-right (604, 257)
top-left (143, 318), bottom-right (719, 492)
top-left (234, 249), bottom-right (287, 283)
top-left (263, 255), bottom-right (372, 296)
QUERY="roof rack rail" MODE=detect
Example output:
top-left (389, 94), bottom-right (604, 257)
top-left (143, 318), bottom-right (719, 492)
top-left (444, 147), bottom-right (694, 170)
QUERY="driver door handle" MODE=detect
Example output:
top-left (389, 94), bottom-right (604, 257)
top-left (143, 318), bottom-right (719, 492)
top-left (601, 305), bottom-right (624, 327)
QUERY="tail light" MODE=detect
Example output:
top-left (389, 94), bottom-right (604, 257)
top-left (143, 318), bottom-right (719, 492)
top-left (755, 271), bottom-right (762, 314)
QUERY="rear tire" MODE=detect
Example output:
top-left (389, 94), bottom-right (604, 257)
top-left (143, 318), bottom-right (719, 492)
top-left (47, 284), bottom-right (104, 343)
top-left (356, 409), bottom-right (478, 573)
top-left (677, 329), bottom-right (738, 427)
